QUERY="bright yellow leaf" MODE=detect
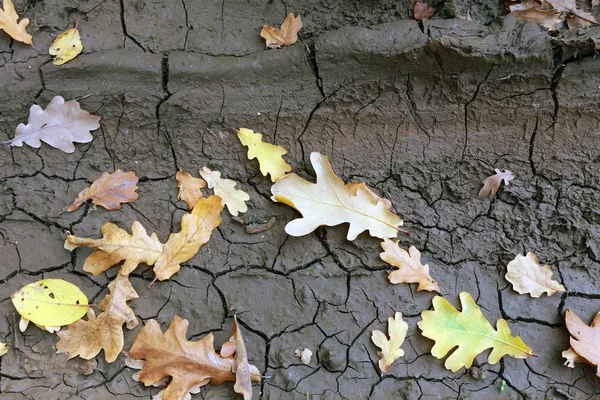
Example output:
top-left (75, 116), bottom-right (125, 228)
top-left (371, 312), bottom-right (408, 373)
top-left (505, 252), bottom-right (566, 297)
top-left (236, 128), bottom-right (291, 182)
top-left (199, 167), bottom-right (249, 217)
top-left (0, 0), bottom-right (32, 45)
top-left (418, 292), bottom-right (535, 372)
top-left (380, 239), bottom-right (441, 293)
top-left (10, 279), bottom-right (89, 327)
top-left (49, 23), bottom-right (83, 65)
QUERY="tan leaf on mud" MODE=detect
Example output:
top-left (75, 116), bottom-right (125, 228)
top-left (64, 221), bottom-right (164, 276)
top-left (295, 348), bottom-right (313, 364)
top-left (0, 0), bottom-right (32, 44)
top-left (505, 252), bottom-right (566, 297)
top-left (413, 1), bottom-right (438, 20)
top-left (260, 13), bottom-right (302, 49)
top-left (66, 169), bottom-right (139, 212)
top-left (176, 171), bottom-right (206, 209)
top-left (346, 182), bottom-right (392, 210)
top-left (371, 312), bottom-right (408, 373)
top-left (230, 315), bottom-right (254, 400)
top-left (509, 7), bottom-right (565, 30)
top-left (199, 167), bottom-right (249, 217)
top-left (153, 195), bottom-right (223, 281)
top-left (49, 23), bottom-right (83, 65)
top-left (478, 168), bottom-right (515, 198)
top-left (128, 316), bottom-right (261, 400)
top-left (4, 95), bottom-right (100, 153)
top-left (562, 346), bottom-right (589, 368)
top-left (380, 239), bottom-right (441, 293)
top-left (564, 309), bottom-right (600, 377)
top-left (56, 273), bottom-right (139, 363)
top-left (271, 152), bottom-right (403, 240)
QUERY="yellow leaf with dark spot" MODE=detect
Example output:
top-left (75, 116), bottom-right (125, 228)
top-left (49, 24), bottom-right (83, 65)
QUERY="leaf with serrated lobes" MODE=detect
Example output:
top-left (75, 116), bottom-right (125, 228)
top-left (67, 169), bottom-right (139, 212)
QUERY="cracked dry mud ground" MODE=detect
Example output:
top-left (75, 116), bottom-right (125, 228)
top-left (1, 0), bottom-right (600, 399)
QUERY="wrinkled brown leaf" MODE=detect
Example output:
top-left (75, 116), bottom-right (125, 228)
top-left (413, 1), bottom-right (439, 20)
top-left (176, 171), bottom-right (206, 209)
top-left (380, 239), bottom-right (441, 293)
top-left (510, 7), bottom-right (565, 29)
top-left (479, 168), bottom-right (515, 198)
top-left (564, 310), bottom-right (600, 377)
top-left (260, 13), bottom-right (302, 49)
top-left (0, 0), bottom-right (32, 44)
top-left (67, 170), bottom-right (139, 212)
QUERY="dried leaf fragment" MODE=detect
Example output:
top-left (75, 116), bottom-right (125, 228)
top-left (562, 346), bottom-right (588, 368)
top-left (371, 312), bottom-right (408, 373)
top-left (66, 169), bottom-right (139, 212)
top-left (380, 239), bottom-right (441, 293)
top-left (231, 315), bottom-right (254, 400)
top-left (505, 252), bottom-right (566, 297)
top-left (564, 309), bottom-right (600, 377)
top-left (236, 128), bottom-right (291, 181)
top-left (261, 13), bottom-right (302, 49)
top-left (199, 167), bottom-right (249, 217)
top-left (413, 1), bottom-right (439, 20)
top-left (4, 95), bottom-right (100, 153)
top-left (0, 0), bottom-right (32, 44)
top-left (0, 342), bottom-right (6, 356)
top-left (509, 7), bottom-right (565, 30)
top-left (176, 171), bottom-right (206, 209)
top-left (478, 168), bottom-right (514, 198)
top-left (49, 23), bottom-right (83, 65)
top-left (295, 348), bottom-right (313, 364)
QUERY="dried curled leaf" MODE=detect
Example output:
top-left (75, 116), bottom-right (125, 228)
top-left (380, 239), bottom-right (441, 293)
top-left (230, 315), bottom-right (253, 400)
top-left (371, 312), bottom-right (408, 373)
top-left (0, 0), bottom-right (32, 44)
top-left (236, 128), bottom-right (291, 182)
top-left (418, 292), bottom-right (535, 372)
top-left (271, 152), bottom-right (403, 240)
top-left (295, 348), bottom-right (313, 364)
top-left (49, 23), bottom-right (83, 65)
top-left (478, 168), bottom-right (514, 198)
top-left (66, 169), bottom-right (139, 212)
top-left (176, 171), bottom-right (206, 209)
top-left (505, 252), bottom-right (566, 297)
top-left (564, 309), bottom-right (600, 377)
top-left (4, 96), bottom-right (100, 153)
top-left (56, 273), bottom-right (139, 362)
top-left (413, 1), bottom-right (438, 20)
top-left (260, 13), bottom-right (302, 49)
top-left (199, 167), bottom-right (249, 217)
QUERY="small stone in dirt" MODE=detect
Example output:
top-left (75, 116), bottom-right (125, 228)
top-left (469, 366), bottom-right (486, 380)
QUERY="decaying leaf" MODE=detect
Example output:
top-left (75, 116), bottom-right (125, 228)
top-left (505, 252), bottom-right (566, 297)
top-left (4, 95), bottom-right (100, 153)
top-left (11, 279), bottom-right (89, 327)
top-left (380, 239), bottom-right (441, 293)
top-left (562, 346), bottom-right (588, 368)
top-left (507, 0), bottom-right (597, 29)
top-left (0, 0), bottom-right (32, 44)
top-left (564, 309), bottom-right (600, 377)
top-left (260, 13), bottom-right (302, 49)
top-left (295, 348), bottom-right (313, 364)
top-left (271, 152), bottom-right (403, 240)
top-left (236, 128), bottom-right (291, 182)
top-left (199, 167), bottom-right (249, 217)
top-left (0, 342), bottom-right (6, 356)
top-left (346, 182), bottom-right (392, 210)
top-left (49, 22), bottom-right (83, 65)
top-left (478, 168), bottom-right (514, 198)
top-left (153, 195), bottom-right (223, 281)
top-left (230, 315), bottom-right (253, 400)
top-left (510, 7), bottom-right (565, 30)
top-left (128, 316), bottom-right (261, 400)
top-left (413, 1), bottom-right (438, 20)
top-left (66, 169), bottom-right (139, 212)
top-left (371, 312), bottom-right (408, 373)
top-left (64, 221), bottom-right (164, 276)
top-left (176, 171), bottom-right (206, 209)
top-left (56, 273), bottom-right (139, 362)
top-left (418, 292), bottom-right (535, 372)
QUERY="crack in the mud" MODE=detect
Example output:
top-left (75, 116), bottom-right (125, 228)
top-left (462, 65), bottom-right (494, 161)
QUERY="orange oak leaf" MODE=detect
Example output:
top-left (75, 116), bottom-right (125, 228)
top-left (128, 316), bottom-right (261, 399)
top-left (153, 195), bottom-right (223, 281)
top-left (176, 171), bottom-right (206, 209)
top-left (564, 309), bottom-right (600, 377)
top-left (66, 170), bottom-right (139, 212)
top-left (56, 273), bottom-right (139, 362)
top-left (413, 1), bottom-right (438, 20)
top-left (0, 0), bottom-right (32, 45)
top-left (260, 13), bottom-right (302, 49)
top-left (380, 239), bottom-right (441, 293)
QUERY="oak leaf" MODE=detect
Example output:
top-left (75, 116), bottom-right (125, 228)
top-left (49, 23), bottom-right (83, 65)
top-left (418, 292), bottom-right (535, 372)
top-left (564, 309), bottom-right (600, 377)
top-left (56, 273), bottom-right (139, 362)
top-left (64, 221), bottom-right (164, 276)
top-left (346, 182), bottom-right (392, 210)
top-left (371, 312), bottom-right (408, 373)
top-left (236, 127), bottom-right (291, 182)
top-left (413, 1), bottom-right (438, 20)
top-left (153, 195), bottom-right (223, 281)
top-left (4, 96), bottom-right (100, 153)
top-left (128, 316), bottom-right (261, 400)
top-left (271, 152), bottom-right (403, 240)
top-left (260, 13), bottom-right (302, 49)
top-left (199, 167), bottom-right (249, 217)
top-left (230, 314), bottom-right (254, 400)
top-left (509, 7), bottom-right (565, 30)
top-left (505, 252), bottom-right (566, 297)
top-left (380, 239), bottom-right (441, 293)
top-left (478, 168), bottom-right (514, 198)
top-left (0, 0), bottom-right (32, 45)
top-left (176, 171), bottom-right (206, 209)
top-left (66, 169), bottom-right (139, 212)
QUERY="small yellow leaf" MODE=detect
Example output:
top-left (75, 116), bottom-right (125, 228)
top-left (380, 239), bottom-right (441, 293)
top-left (49, 24), bottom-right (83, 65)
top-left (10, 279), bottom-right (89, 327)
top-left (236, 128), bottom-right (291, 182)
top-left (0, 0), bottom-right (32, 45)
top-left (199, 167), bottom-right (249, 217)
top-left (371, 312), bottom-right (408, 373)
top-left (505, 252), bottom-right (566, 297)
top-left (0, 342), bottom-right (7, 356)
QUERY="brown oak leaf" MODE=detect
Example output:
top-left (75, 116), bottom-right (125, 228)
top-left (478, 168), bottom-right (514, 198)
top-left (564, 309), bottom-right (600, 377)
top-left (56, 273), bottom-right (139, 362)
top-left (260, 13), bottom-right (302, 49)
top-left (0, 0), bottom-right (32, 44)
top-left (176, 171), bottom-right (206, 209)
top-left (413, 1), bottom-right (439, 20)
top-left (66, 170), bottom-right (139, 212)
top-left (380, 239), bottom-right (441, 293)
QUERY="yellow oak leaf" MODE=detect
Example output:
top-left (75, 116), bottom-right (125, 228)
top-left (0, 0), bottom-right (32, 45)
top-left (153, 195), bottom-right (223, 281)
top-left (176, 171), bottom-right (206, 209)
top-left (236, 127), bottom-right (291, 182)
top-left (199, 167), bottom-right (249, 217)
top-left (260, 13), bottom-right (302, 49)
top-left (505, 252), bottom-right (566, 298)
top-left (418, 292), bottom-right (535, 372)
top-left (49, 23), bottom-right (83, 65)
top-left (10, 279), bottom-right (89, 327)
top-left (64, 221), bottom-right (164, 276)
top-left (56, 273), bottom-right (139, 362)
top-left (271, 152), bottom-right (403, 240)
top-left (371, 312), bottom-right (408, 373)
top-left (380, 239), bottom-right (441, 293)
top-left (564, 309), bottom-right (600, 377)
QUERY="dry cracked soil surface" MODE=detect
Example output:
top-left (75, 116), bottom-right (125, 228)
top-left (1, 0), bottom-right (600, 399)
